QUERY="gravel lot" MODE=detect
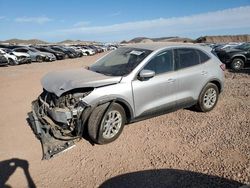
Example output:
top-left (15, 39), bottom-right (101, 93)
top-left (0, 53), bottom-right (249, 188)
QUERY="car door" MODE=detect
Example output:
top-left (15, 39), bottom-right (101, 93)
top-left (173, 48), bottom-right (210, 108)
top-left (132, 50), bottom-right (177, 118)
top-left (246, 47), bottom-right (250, 63)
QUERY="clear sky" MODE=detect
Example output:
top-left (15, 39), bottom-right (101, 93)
top-left (0, 0), bottom-right (250, 42)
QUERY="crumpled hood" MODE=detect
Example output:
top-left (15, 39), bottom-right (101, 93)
top-left (41, 68), bottom-right (122, 96)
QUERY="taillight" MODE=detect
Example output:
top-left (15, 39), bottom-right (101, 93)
top-left (220, 63), bottom-right (226, 71)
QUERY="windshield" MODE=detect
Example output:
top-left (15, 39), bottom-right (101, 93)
top-left (44, 48), bottom-right (55, 53)
top-left (236, 43), bottom-right (250, 50)
top-left (89, 47), bottom-right (152, 76)
top-left (29, 48), bottom-right (39, 52)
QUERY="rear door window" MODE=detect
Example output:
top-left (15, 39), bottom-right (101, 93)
top-left (174, 48), bottom-right (201, 70)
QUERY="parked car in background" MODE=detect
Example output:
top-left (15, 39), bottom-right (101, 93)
top-left (12, 47), bottom-right (46, 62)
top-left (97, 45), bottom-right (108, 52)
top-left (29, 47), bottom-right (56, 62)
top-left (0, 48), bottom-right (18, 65)
top-left (80, 46), bottom-right (95, 55)
top-left (215, 43), bottom-right (250, 71)
top-left (1, 48), bottom-right (32, 64)
top-left (88, 45), bottom-right (102, 53)
top-left (68, 46), bottom-right (87, 57)
top-left (69, 46), bottom-right (88, 56)
top-left (64, 46), bottom-right (81, 57)
top-left (33, 46), bottom-right (65, 60)
top-left (0, 53), bottom-right (9, 66)
top-left (213, 43), bottom-right (242, 51)
top-left (29, 43), bottom-right (225, 158)
top-left (50, 46), bottom-right (76, 58)
top-left (12, 51), bottom-right (32, 64)
top-left (108, 45), bottom-right (118, 50)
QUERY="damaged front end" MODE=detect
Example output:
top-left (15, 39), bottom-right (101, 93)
top-left (28, 88), bottom-right (93, 159)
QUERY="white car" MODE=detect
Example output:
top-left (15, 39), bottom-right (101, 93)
top-left (70, 46), bottom-right (94, 56)
top-left (0, 49), bottom-right (18, 65)
top-left (79, 46), bottom-right (95, 55)
top-left (12, 51), bottom-right (32, 64)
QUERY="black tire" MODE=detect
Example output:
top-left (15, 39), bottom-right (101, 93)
top-left (231, 58), bottom-right (244, 71)
top-left (88, 103), bottom-right (126, 144)
top-left (195, 83), bottom-right (219, 112)
top-left (36, 56), bottom-right (43, 63)
top-left (8, 58), bottom-right (17, 65)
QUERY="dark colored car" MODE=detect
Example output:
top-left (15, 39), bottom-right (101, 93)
top-left (0, 45), bottom-right (25, 49)
top-left (34, 46), bottom-right (65, 60)
top-left (215, 43), bottom-right (250, 71)
top-left (0, 54), bottom-right (8, 66)
top-left (51, 46), bottom-right (76, 58)
top-left (64, 47), bottom-right (81, 57)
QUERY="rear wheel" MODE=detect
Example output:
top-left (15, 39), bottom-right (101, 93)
top-left (88, 103), bottom-right (126, 144)
top-left (231, 58), bottom-right (244, 71)
top-left (195, 83), bottom-right (219, 112)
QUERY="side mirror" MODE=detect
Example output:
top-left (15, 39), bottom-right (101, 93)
top-left (138, 69), bottom-right (155, 80)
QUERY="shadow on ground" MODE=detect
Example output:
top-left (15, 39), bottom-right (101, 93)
top-left (0, 158), bottom-right (36, 188)
top-left (228, 67), bottom-right (250, 75)
top-left (99, 169), bottom-right (244, 188)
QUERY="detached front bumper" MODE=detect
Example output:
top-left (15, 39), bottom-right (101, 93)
top-left (28, 100), bottom-right (78, 159)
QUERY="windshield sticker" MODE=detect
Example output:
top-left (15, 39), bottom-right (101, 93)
top-left (130, 50), bottom-right (144, 56)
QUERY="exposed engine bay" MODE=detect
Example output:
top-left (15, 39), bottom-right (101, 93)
top-left (28, 88), bottom-right (96, 159)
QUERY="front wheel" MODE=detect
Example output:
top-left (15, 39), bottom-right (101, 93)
top-left (195, 83), bottom-right (219, 112)
top-left (88, 103), bottom-right (126, 144)
top-left (36, 56), bottom-right (43, 62)
top-left (231, 58), bottom-right (244, 71)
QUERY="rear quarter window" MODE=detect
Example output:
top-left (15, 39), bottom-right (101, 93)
top-left (196, 49), bottom-right (210, 63)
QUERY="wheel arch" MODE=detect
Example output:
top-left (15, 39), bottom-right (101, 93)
top-left (93, 97), bottom-right (134, 123)
top-left (209, 79), bottom-right (222, 93)
top-left (199, 79), bottom-right (222, 99)
top-left (115, 98), bottom-right (134, 123)
top-left (231, 55), bottom-right (246, 62)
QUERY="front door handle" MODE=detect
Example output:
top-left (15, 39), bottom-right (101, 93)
top-left (167, 78), bottom-right (176, 83)
top-left (201, 71), bottom-right (208, 75)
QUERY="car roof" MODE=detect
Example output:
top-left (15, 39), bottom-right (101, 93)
top-left (125, 42), bottom-right (212, 52)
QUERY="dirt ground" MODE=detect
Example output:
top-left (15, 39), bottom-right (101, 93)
top-left (0, 53), bottom-right (249, 188)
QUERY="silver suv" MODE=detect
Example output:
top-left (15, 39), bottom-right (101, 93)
top-left (29, 43), bottom-right (225, 158)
